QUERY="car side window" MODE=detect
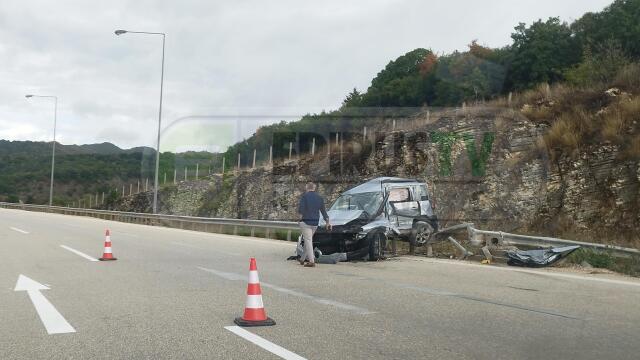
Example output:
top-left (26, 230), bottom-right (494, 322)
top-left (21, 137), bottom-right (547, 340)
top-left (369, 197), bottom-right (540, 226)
top-left (416, 185), bottom-right (429, 201)
top-left (388, 187), bottom-right (410, 202)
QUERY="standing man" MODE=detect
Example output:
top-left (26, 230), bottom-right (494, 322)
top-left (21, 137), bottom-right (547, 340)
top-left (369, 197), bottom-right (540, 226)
top-left (297, 181), bottom-right (331, 267)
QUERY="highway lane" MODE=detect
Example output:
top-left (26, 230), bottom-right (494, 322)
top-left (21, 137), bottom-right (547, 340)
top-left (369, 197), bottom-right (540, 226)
top-left (1, 207), bottom-right (640, 359)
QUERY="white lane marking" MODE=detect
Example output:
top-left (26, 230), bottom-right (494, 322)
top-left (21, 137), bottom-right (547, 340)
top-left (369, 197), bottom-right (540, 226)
top-left (172, 242), bottom-right (241, 256)
top-left (60, 245), bottom-right (99, 262)
top-left (9, 226), bottom-right (29, 234)
top-left (225, 326), bottom-right (306, 360)
top-left (14, 275), bottom-right (76, 335)
top-left (408, 257), bottom-right (640, 288)
top-left (198, 267), bottom-right (375, 315)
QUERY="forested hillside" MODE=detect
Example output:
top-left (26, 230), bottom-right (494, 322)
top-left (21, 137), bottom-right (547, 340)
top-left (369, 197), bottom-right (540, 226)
top-left (224, 0), bottom-right (640, 167)
top-left (0, 140), bottom-right (215, 205)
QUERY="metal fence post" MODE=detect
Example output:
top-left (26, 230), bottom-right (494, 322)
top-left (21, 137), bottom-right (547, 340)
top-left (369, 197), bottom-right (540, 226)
top-left (252, 149), bottom-right (256, 168)
top-left (195, 164), bottom-right (199, 180)
top-left (222, 157), bottom-right (226, 174)
top-left (173, 169), bottom-right (177, 184)
top-left (311, 138), bottom-right (315, 156)
top-left (184, 167), bottom-right (188, 181)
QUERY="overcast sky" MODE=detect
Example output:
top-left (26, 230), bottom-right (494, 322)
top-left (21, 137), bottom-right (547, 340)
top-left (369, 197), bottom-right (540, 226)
top-left (0, 0), bottom-right (613, 151)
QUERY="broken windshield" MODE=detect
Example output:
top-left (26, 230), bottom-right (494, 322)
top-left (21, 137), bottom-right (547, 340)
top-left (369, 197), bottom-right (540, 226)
top-left (330, 192), bottom-right (384, 215)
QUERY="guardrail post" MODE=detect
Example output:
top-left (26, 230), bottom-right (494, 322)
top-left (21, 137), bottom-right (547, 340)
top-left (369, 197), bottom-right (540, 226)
top-left (286, 230), bottom-right (291, 241)
top-left (196, 164), bottom-right (199, 180)
top-left (174, 169), bottom-right (177, 184)
top-left (233, 225), bottom-right (238, 235)
top-left (269, 146), bottom-right (272, 165)
top-left (250, 227), bottom-right (255, 237)
top-left (184, 167), bottom-right (188, 181)
top-left (265, 228), bottom-right (271, 239)
top-left (311, 138), bottom-right (315, 156)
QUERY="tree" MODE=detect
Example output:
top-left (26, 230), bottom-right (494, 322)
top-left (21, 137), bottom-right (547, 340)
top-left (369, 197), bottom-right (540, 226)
top-left (565, 39), bottom-right (630, 86)
top-left (341, 88), bottom-right (363, 108)
top-left (507, 18), bottom-right (581, 90)
top-left (572, 0), bottom-right (640, 60)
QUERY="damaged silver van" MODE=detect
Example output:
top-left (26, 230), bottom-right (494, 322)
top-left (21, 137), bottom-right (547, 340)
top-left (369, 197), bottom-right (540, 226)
top-left (310, 177), bottom-right (438, 261)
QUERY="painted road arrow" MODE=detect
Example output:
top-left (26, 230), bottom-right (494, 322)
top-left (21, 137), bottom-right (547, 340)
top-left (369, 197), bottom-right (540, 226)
top-left (14, 274), bottom-right (76, 335)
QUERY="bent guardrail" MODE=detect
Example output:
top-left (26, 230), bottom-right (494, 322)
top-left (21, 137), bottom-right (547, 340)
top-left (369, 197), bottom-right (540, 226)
top-left (1, 202), bottom-right (638, 257)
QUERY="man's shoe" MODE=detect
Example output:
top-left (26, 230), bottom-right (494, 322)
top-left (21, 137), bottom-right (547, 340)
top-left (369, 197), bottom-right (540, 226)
top-left (304, 262), bottom-right (316, 267)
top-left (298, 259), bottom-right (305, 265)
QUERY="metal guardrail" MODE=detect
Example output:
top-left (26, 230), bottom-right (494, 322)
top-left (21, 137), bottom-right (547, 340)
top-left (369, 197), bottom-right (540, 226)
top-left (1, 202), bottom-right (638, 257)
top-left (0, 202), bottom-right (299, 240)
top-left (466, 226), bottom-right (640, 257)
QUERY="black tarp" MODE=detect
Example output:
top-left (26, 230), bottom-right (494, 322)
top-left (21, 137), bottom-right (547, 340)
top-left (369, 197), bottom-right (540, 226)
top-left (506, 245), bottom-right (580, 267)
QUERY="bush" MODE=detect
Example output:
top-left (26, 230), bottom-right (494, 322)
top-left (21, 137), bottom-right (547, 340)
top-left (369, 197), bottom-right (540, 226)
top-left (565, 40), bottom-right (629, 87)
top-left (567, 248), bottom-right (615, 268)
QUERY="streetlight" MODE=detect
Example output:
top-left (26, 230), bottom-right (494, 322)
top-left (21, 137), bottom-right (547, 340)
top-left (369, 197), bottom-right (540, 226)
top-left (114, 29), bottom-right (165, 214)
top-left (25, 94), bottom-right (58, 207)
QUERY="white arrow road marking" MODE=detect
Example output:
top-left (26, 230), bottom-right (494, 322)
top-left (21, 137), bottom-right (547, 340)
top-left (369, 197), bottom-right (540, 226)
top-left (60, 245), bottom-right (99, 262)
top-left (225, 326), bottom-right (306, 360)
top-left (9, 227), bottom-right (29, 234)
top-left (14, 275), bottom-right (76, 335)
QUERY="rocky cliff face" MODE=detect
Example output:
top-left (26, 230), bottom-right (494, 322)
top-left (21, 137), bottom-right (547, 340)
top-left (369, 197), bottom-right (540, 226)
top-left (109, 107), bottom-right (639, 248)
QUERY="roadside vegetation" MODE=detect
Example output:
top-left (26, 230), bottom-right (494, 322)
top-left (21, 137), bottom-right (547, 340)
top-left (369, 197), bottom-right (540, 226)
top-left (564, 248), bottom-right (640, 277)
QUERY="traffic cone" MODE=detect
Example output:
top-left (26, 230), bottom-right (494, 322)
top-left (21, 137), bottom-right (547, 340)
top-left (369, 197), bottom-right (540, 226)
top-left (234, 258), bottom-right (275, 327)
top-left (99, 229), bottom-right (117, 261)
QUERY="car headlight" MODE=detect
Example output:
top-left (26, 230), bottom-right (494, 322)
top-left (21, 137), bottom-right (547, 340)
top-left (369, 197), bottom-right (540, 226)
top-left (356, 232), bottom-right (367, 240)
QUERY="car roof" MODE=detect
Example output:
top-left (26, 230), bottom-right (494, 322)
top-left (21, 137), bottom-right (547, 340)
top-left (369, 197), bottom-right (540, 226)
top-left (343, 177), bottom-right (422, 195)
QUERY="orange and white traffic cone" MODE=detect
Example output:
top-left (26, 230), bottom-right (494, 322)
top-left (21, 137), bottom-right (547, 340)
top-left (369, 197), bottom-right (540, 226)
top-left (234, 257), bottom-right (275, 327)
top-left (99, 229), bottom-right (117, 261)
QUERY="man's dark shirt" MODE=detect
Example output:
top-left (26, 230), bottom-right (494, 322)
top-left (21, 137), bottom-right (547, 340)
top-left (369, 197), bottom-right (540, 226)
top-left (298, 191), bottom-right (329, 226)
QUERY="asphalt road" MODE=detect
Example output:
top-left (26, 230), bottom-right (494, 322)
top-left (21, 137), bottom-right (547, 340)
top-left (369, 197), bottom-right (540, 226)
top-left (1, 208), bottom-right (640, 360)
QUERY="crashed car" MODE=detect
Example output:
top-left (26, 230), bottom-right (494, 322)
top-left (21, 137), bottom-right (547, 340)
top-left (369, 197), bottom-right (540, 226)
top-left (297, 177), bottom-right (438, 262)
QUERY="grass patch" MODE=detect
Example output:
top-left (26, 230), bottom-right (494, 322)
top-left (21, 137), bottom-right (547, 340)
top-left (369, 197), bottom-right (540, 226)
top-left (566, 248), bottom-right (640, 277)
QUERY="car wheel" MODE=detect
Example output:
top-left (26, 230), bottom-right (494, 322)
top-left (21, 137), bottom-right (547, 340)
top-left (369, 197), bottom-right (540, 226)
top-left (410, 221), bottom-right (434, 247)
top-left (368, 232), bottom-right (386, 261)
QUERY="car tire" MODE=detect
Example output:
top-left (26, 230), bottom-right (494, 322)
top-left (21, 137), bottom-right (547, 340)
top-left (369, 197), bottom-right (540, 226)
top-left (368, 232), bottom-right (386, 261)
top-left (410, 221), bottom-right (435, 247)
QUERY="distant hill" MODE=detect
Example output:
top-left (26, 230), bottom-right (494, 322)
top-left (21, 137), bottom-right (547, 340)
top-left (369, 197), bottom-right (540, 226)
top-left (0, 140), bottom-right (216, 205)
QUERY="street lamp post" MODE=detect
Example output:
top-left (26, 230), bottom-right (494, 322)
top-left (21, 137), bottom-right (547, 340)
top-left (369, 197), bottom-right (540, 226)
top-left (26, 94), bottom-right (58, 207)
top-left (115, 29), bottom-right (165, 214)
